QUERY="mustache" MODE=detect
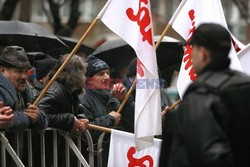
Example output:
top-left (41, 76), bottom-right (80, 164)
top-left (17, 79), bottom-right (26, 84)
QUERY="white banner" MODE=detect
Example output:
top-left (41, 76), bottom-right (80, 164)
top-left (108, 129), bottom-right (162, 167)
top-left (238, 43), bottom-right (250, 75)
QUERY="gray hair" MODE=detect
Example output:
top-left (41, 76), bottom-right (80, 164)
top-left (49, 54), bottom-right (87, 94)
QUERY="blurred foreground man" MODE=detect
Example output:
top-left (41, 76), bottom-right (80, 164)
top-left (160, 23), bottom-right (250, 167)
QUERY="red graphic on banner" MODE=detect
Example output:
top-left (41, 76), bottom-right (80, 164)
top-left (127, 147), bottom-right (154, 167)
top-left (231, 38), bottom-right (242, 53)
top-left (137, 59), bottom-right (145, 77)
top-left (126, 0), bottom-right (153, 46)
top-left (183, 9), bottom-right (197, 81)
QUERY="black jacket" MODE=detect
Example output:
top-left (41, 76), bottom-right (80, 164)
top-left (79, 89), bottom-right (134, 141)
top-left (38, 81), bottom-right (86, 132)
top-left (160, 67), bottom-right (250, 167)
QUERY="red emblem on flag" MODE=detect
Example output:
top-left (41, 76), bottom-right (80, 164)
top-left (231, 38), bottom-right (241, 53)
top-left (137, 59), bottom-right (145, 77)
top-left (126, 0), bottom-right (153, 46)
top-left (127, 147), bottom-right (154, 167)
top-left (183, 9), bottom-right (197, 81)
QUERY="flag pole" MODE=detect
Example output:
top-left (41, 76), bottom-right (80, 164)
top-left (155, 24), bottom-right (172, 48)
top-left (33, 17), bottom-right (99, 106)
top-left (117, 79), bottom-right (137, 113)
top-left (88, 124), bottom-right (112, 133)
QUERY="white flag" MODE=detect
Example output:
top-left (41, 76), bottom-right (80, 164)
top-left (98, 0), bottom-right (161, 150)
top-left (238, 43), bottom-right (250, 75)
top-left (169, 0), bottom-right (242, 97)
top-left (108, 129), bottom-right (162, 167)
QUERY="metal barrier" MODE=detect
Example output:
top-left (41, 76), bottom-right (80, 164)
top-left (97, 132), bottom-right (106, 167)
top-left (0, 128), bottom-right (95, 167)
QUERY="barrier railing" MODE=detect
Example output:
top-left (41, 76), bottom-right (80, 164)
top-left (0, 128), bottom-right (95, 167)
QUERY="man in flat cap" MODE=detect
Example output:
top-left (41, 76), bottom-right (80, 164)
top-left (0, 46), bottom-right (47, 131)
top-left (160, 23), bottom-right (250, 167)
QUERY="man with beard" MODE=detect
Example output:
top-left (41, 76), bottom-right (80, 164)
top-left (38, 54), bottom-right (89, 166)
top-left (80, 55), bottom-right (135, 166)
top-left (159, 23), bottom-right (250, 167)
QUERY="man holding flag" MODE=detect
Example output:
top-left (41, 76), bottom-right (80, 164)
top-left (98, 0), bottom-right (161, 151)
top-left (160, 23), bottom-right (250, 167)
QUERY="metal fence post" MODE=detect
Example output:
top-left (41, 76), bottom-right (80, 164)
top-left (53, 129), bottom-right (58, 167)
top-left (27, 130), bottom-right (33, 167)
top-left (40, 131), bottom-right (46, 167)
top-left (0, 132), bottom-right (24, 167)
top-left (1, 131), bottom-right (6, 167)
top-left (97, 132), bottom-right (106, 167)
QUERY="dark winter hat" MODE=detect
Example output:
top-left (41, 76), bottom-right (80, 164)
top-left (126, 58), bottom-right (137, 77)
top-left (187, 23), bottom-right (231, 54)
top-left (0, 46), bottom-right (31, 68)
top-left (34, 53), bottom-right (57, 80)
top-left (86, 55), bottom-right (110, 77)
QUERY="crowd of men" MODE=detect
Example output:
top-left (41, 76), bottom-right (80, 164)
top-left (0, 23), bottom-right (250, 167)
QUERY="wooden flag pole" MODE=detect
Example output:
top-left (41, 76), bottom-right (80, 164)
top-left (88, 101), bottom-right (180, 133)
top-left (88, 124), bottom-right (112, 133)
top-left (33, 17), bottom-right (99, 106)
top-left (169, 99), bottom-right (181, 110)
top-left (155, 23), bottom-right (172, 49)
top-left (117, 79), bottom-right (137, 114)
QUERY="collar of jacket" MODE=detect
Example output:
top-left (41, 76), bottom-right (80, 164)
top-left (199, 58), bottom-right (230, 76)
top-left (33, 79), bottom-right (44, 91)
top-left (0, 73), bottom-right (17, 102)
top-left (86, 89), bottom-right (111, 105)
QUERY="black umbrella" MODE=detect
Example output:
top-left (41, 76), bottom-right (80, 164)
top-left (46, 36), bottom-right (95, 59)
top-left (154, 36), bottom-right (183, 85)
top-left (57, 36), bottom-right (94, 56)
top-left (0, 20), bottom-right (67, 53)
top-left (93, 38), bottom-right (136, 72)
top-left (93, 37), bottom-right (183, 85)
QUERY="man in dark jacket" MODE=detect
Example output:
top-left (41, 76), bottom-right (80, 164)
top-left (0, 46), bottom-right (47, 132)
top-left (0, 46), bottom-right (47, 166)
top-left (80, 55), bottom-right (135, 166)
top-left (160, 23), bottom-right (250, 167)
top-left (80, 55), bottom-right (135, 136)
top-left (38, 54), bottom-right (89, 166)
top-left (38, 54), bottom-right (88, 133)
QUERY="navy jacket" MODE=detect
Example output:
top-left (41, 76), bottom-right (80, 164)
top-left (0, 74), bottom-right (47, 132)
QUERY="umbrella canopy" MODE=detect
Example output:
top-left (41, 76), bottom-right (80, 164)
top-left (47, 36), bottom-right (95, 59)
top-left (0, 20), bottom-right (67, 53)
top-left (93, 38), bottom-right (136, 72)
top-left (58, 36), bottom-right (94, 56)
top-left (93, 37), bottom-right (183, 85)
top-left (154, 36), bottom-right (183, 85)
